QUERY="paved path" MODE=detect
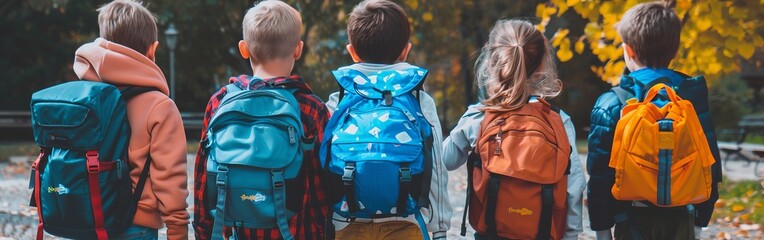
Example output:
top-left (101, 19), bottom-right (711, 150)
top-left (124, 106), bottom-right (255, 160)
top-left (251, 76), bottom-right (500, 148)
top-left (0, 153), bottom-right (761, 239)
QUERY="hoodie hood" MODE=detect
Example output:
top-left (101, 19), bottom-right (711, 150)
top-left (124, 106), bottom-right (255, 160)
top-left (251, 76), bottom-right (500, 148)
top-left (74, 38), bottom-right (169, 96)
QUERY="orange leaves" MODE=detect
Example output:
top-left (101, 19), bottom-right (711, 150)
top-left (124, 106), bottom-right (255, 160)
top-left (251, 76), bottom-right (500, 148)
top-left (733, 204), bottom-right (746, 212)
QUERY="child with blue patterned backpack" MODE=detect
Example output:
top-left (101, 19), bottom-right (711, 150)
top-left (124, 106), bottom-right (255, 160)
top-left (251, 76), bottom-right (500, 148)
top-left (319, 0), bottom-right (451, 239)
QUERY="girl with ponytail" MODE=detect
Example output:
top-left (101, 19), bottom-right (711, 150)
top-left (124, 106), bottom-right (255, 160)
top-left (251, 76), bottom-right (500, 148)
top-left (443, 19), bottom-right (585, 239)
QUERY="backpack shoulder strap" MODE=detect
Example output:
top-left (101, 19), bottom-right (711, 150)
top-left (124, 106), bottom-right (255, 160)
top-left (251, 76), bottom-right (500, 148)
top-left (611, 86), bottom-right (634, 105)
top-left (224, 83), bottom-right (243, 94)
top-left (121, 87), bottom-right (160, 99)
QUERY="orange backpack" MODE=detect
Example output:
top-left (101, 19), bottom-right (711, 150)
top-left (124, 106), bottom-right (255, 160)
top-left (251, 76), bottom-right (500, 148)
top-left (461, 99), bottom-right (571, 240)
top-left (610, 83), bottom-right (715, 207)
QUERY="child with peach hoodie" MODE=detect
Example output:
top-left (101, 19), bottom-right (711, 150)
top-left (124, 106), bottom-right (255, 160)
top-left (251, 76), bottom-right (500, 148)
top-left (73, 1), bottom-right (189, 239)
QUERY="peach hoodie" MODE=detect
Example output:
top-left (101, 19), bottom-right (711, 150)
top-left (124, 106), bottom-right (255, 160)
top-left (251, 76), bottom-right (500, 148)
top-left (73, 38), bottom-right (190, 239)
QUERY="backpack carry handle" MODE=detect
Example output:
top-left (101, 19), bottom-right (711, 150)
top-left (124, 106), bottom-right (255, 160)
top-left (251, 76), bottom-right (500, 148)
top-left (643, 83), bottom-right (682, 104)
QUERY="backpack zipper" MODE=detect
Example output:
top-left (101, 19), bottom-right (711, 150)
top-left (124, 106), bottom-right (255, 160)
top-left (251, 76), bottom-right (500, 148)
top-left (494, 118), bottom-right (506, 155)
top-left (288, 126), bottom-right (296, 144)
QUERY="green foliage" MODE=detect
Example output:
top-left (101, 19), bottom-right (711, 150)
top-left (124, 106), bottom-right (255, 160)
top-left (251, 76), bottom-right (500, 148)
top-left (0, 0), bottom-right (106, 110)
top-left (709, 75), bottom-right (753, 130)
top-left (2, 0), bottom-right (604, 133)
top-left (714, 180), bottom-right (764, 226)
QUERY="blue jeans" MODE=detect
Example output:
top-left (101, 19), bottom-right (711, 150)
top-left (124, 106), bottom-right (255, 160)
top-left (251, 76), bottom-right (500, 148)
top-left (112, 225), bottom-right (158, 240)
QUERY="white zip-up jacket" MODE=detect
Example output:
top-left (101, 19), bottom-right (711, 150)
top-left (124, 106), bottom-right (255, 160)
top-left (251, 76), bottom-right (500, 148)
top-left (326, 62), bottom-right (452, 239)
top-left (442, 103), bottom-right (585, 240)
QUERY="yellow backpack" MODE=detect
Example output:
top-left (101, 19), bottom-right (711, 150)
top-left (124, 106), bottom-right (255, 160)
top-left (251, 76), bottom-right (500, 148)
top-left (609, 83), bottom-right (715, 207)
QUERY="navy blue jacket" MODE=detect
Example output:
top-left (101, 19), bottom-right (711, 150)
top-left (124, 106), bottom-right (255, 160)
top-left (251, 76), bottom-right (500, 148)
top-left (586, 68), bottom-right (722, 231)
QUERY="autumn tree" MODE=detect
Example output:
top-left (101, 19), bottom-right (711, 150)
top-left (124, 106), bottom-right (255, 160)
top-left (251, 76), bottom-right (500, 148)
top-left (4, 0), bottom-right (602, 133)
top-left (537, 0), bottom-right (764, 84)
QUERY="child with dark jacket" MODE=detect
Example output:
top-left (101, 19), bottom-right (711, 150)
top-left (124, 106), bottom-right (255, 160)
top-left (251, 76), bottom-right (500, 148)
top-left (586, 1), bottom-right (722, 239)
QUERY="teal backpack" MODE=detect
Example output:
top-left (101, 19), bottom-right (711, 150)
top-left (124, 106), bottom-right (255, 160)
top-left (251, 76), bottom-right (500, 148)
top-left (29, 81), bottom-right (154, 240)
top-left (205, 79), bottom-right (312, 240)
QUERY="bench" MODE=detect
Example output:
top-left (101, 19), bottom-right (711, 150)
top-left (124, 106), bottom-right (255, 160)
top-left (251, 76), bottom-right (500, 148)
top-left (718, 114), bottom-right (764, 177)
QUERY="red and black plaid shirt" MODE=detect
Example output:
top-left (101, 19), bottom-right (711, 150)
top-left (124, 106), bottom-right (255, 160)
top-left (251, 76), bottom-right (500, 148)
top-left (193, 75), bottom-right (329, 240)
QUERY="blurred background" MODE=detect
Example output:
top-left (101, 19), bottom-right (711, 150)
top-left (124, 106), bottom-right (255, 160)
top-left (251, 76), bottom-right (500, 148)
top-left (1, 0), bottom-right (763, 238)
top-left (1, 0), bottom-right (762, 139)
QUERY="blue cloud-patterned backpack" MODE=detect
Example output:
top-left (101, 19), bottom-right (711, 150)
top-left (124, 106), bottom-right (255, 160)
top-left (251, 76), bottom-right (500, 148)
top-left (320, 67), bottom-right (434, 236)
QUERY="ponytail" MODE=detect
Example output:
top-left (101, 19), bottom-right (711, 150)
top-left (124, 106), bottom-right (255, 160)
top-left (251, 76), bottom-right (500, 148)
top-left (478, 19), bottom-right (561, 112)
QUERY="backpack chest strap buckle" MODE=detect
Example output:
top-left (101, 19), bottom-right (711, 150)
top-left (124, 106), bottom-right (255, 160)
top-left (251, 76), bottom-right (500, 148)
top-left (342, 163), bottom-right (356, 183)
top-left (271, 169), bottom-right (285, 189)
top-left (399, 166), bottom-right (412, 182)
top-left (216, 165), bottom-right (229, 187)
top-left (86, 151), bottom-right (100, 173)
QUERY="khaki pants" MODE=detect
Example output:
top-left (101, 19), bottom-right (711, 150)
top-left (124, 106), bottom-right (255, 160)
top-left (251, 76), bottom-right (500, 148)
top-left (334, 221), bottom-right (424, 240)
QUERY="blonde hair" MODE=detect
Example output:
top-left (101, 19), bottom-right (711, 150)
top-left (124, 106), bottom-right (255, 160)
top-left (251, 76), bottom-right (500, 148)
top-left (242, 0), bottom-right (302, 63)
top-left (477, 19), bottom-right (561, 112)
top-left (98, 0), bottom-right (158, 54)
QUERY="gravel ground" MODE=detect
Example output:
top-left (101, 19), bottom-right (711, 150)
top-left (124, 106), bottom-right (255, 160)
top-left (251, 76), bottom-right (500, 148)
top-left (1, 153), bottom-right (761, 239)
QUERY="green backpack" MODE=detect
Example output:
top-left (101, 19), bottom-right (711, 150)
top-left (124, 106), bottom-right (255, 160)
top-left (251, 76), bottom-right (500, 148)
top-left (29, 81), bottom-right (154, 240)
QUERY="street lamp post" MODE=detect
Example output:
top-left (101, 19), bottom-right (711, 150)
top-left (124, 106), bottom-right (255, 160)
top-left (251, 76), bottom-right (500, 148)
top-left (165, 23), bottom-right (178, 100)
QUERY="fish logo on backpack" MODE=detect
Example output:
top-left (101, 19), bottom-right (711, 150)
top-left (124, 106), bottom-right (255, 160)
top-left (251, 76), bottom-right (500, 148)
top-left (462, 98), bottom-right (571, 240)
top-left (29, 81), bottom-right (156, 240)
top-left (204, 78), bottom-right (313, 240)
top-left (320, 67), bottom-right (434, 238)
top-left (609, 83), bottom-right (715, 207)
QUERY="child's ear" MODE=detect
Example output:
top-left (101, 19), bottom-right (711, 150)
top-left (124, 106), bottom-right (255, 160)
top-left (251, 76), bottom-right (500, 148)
top-left (397, 43), bottom-right (412, 62)
top-left (346, 44), bottom-right (362, 63)
top-left (238, 40), bottom-right (250, 59)
top-left (146, 41), bottom-right (159, 62)
top-left (623, 43), bottom-right (636, 59)
top-left (293, 40), bottom-right (304, 60)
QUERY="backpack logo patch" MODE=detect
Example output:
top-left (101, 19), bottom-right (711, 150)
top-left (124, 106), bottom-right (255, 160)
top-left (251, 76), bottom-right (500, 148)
top-left (241, 193), bottom-right (267, 204)
top-left (507, 207), bottom-right (533, 216)
top-left (47, 184), bottom-right (70, 195)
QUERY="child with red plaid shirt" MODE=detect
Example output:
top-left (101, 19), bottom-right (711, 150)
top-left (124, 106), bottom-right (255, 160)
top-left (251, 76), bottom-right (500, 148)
top-left (192, 1), bottom-right (329, 239)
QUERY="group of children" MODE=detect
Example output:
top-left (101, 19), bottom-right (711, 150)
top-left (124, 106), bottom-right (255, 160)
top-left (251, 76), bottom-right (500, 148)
top-left (38, 0), bottom-right (720, 239)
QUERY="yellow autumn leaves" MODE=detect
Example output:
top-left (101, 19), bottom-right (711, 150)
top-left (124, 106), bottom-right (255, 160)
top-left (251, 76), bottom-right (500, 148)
top-left (537, 0), bottom-right (764, 85)
top-left (713, 181), bottom-right (764, 230)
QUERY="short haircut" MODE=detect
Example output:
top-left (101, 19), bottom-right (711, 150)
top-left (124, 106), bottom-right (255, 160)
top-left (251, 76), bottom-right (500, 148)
top-left (347, 0), bottom-right (410, 64)
top-left (616, 1), bottom-right (681, 68)
top-left (98, 0), bottom-right (158, 54)
top-left (242, 0), bottom-right (302, 63)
